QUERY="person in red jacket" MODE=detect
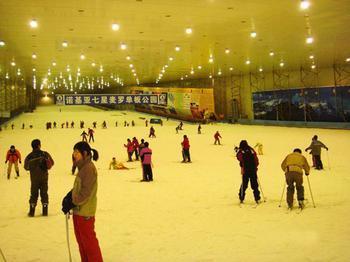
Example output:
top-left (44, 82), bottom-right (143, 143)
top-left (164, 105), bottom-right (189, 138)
top-left (140, 142), bottom-right (153, 182)
top-left (124, 138), bottom-right (134, 162)
top-left (214, 131), bottom-right (222, 145)
top-left (181, 135), bottom-right (191, 163)
top-left (5, 145), bottom-right (21, 179)
top-left (132, 137), bottom-right (140, 160)
top-left (236, 140), bottom-right (261, 204)
top-left (88, 128), bottom-right (95, 143)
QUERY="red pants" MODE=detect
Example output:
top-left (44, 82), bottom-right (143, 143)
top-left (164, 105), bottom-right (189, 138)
top-left (73, 215), bottom-right (103, 262)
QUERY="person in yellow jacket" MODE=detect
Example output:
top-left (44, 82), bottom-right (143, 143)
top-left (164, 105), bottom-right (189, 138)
top-left (62, 141), bottom-right (103, 262)
top-left (281, 148), bottom-right (310, 209)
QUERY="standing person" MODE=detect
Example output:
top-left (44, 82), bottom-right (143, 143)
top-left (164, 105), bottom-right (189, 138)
top-left (254, 143), bottom-right (264, 155)
top-left (175, 126), bottom-right (179, 134)
top-left (305, 135), bottom-right (328, 170)
top-left (132, 137), bottom-right (140, 160)
top-left (115, 121), bottom-right (118, 127)
top-left (81, 130), bottom-right (88, 142)
top-left (5, 145), bottom-right (21, 179)
top-left (71, 121), bottom-right (75, 128)
top-left (145, 120), bottom-right (148, 127)
top-left (93, 121), bottom-right (97, 129)
top-left (53, 122), bottom-right (57, 128)
top-left (198, 124), bottom-right (202, 134)
top-left (131, 120), bottom-right (135, 127)
top-left (214, 131), bottom-right (222, 145)
top-left (24, 139), bottom-right (54, 217)
top-left (88, 128), bottom-right (95, 143)
top-left (149, 126), bottom-right (156, 138)
top-left (179, 121), bottom-right (183, 130)
top-left (102, 121), bottom-right (107, 129)
top-left (124, 139), bottom-right (134, 162)
top-left (236, 140), bottom-right (260, 204)
top-left (61, 141), bottom-right (103, 262)
top-left (281, 148), bottom-right (310, 209)
top-left (22, 123), bottom-right (25, 129)
top-left (181, 135), bottom-right (191, 163)
top-left (138, 139), bottom-right (145, 156)
top-left (140, 142), bottom-right (153, 182)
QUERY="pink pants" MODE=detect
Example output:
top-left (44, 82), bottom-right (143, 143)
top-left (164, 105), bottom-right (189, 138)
top-left (73, 214), bottom-right (103, 262)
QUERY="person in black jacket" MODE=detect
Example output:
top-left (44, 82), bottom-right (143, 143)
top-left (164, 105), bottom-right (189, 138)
top-left (24, 139), bottom-right (54, 217)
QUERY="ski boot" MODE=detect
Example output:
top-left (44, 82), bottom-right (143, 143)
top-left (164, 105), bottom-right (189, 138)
top-left (28, 204), bottom-right (36, 217)
top-left (7, 174), bottom-right (10, 180)
top-left (42, 203), bottom-right (48, 216)
top-left (298, 200), bottom-right (305, 209)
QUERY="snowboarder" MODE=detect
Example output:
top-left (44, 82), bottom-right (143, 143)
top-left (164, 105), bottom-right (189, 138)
top-left (88, 128), bottom-right (95, 143)
top-left (198, 124), bottom-right (202, 134)
top-left (305, 135), bottom-right (328, 170)
top-left (214, 131), bottom-right (222, 145)
top-left (124, 139), bottom-right (134, 162)
top-left (281, 148), bottom-right (310, 209)
top-left (61, 141), bottom-right (103, 262)
top-left (181, 135), bottom-right (191, 163)
top-left (140, 142), bottom-right (153, 182)
top-left (24, 139), bottom-right (54, 216)
top-left (149, 126), bottom-right (156, 138)
top-left (236, 140), bottom-right (260, 204)
top-left (81, 130), bottom-right (88, 142)
top-left (5, 145), bottom-right (21, 179)
top-left (132, 137), bottom-right (140, 160)
top-left (254, 143), bottom-right (264, 155)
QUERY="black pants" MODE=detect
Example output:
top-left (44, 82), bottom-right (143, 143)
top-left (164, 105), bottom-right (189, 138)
top-left (89, 135), bottom-right (94, 143)
top-left (134, 149), bottom-right (139, 160)
top-left (128, 152), bottom-right (133, 161)
top-left (142, 164), bottom-right (153, 181)
top-left (238, 172), bottom-right (260, 201)
top-left (30, 178), bottom-right (48, 205)
top-left (314, 155), bottom-right (323, 169)
top-left (182, 149), bottom-right (191, 162)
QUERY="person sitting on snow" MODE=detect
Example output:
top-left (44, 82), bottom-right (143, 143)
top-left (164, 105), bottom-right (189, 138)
top-left (109, 157), bottom-right (129, 170)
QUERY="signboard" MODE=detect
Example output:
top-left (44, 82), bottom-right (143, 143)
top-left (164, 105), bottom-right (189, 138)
top-left (55, 94), bottom-right (167, 106)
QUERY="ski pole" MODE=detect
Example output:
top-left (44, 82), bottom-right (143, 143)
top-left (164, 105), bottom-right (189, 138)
top-left (278, 182), bottom-right (286, 207)
top-left (65, 213), bottom-right (73, 262)
top-left (257, 177), bottom-right (266, 202)
top-left (0, 247), bottom-right (7, 262)
top-left (326, 150), bottom-right (331, 171)
top-left (306, 176), bottom-right (316, 208)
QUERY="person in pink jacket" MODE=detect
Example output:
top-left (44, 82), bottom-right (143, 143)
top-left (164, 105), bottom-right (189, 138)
top-left (181, 135), bottom-right (191, 163)
top-left (140, 142), bottom-right (153, 182)
top-left (124, 138), bottom-right (134, 162)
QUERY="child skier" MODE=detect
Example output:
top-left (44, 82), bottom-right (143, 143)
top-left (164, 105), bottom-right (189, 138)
top-left (214, 131), bottom-right (222, 145)
top-left (305, 135), bottom-right (328, 170)
top-left (88, 128), bottom-right (95, 143)
top-left (5, 145), bottom-right (21, 179)
top-left (81, 131), bottom-right (88, 142)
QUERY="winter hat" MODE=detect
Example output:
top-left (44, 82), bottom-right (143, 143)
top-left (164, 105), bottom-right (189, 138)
top-left (31, 139), bottom-right (41, 149)
top-left (239, 140), bottom-right (249, 150)
top-left (10, 145), bottom-right (15, 149)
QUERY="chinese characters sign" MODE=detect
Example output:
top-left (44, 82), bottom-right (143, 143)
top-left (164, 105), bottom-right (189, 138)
top-left (55, 94), bottom-right (167, 106)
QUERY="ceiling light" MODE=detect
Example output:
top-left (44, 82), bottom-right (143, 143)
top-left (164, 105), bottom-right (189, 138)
top-left (29, 19), bottom-right (38, 28)
top-left (120, 43), bottom-right (127, 50)
top-left (209, 57), bottom-right (214, 63)
top-left (218, 71), bottom-right (222, 75)
top-left (190, 70), bottom-right (194, 75)
top-left (209, 75), bottom-right (212, 79)
top-left (229, 67), bottom-right (234, 71)
top-left (52, 62), bottom-right (57, 66)
top-left (300, 0), bottom-right (310, 10)
top-left (259, 67), bottom-right (263, 72)
top-left (311, 64), bottom-right (316, 69)
top-left (111, 23), bottom-right (120, 31)
top-left (11, 61), bottom-right (16, 66)
top-left (126, 56), bottom-right (131, 60)
top-left (280, 62), bottom-right (285, 67)
top-left (306, 36), bottom-right (314, 44)
top-left (198, 65), bottom-right (202, 69)
top-left (180, 77), bottom-right (184, 80)
top-left (62, 41), bottom-right (68, 47)
top-left (80, 54), bottom-right (85, 60)
top-left (32, 53), bottom-right (37, 59)
top-left (91, 62), bottom-right (96, 67)
top-left (269, 51), bottom-right (274, 56)
top-left (345, 58), bottom-right (350, 62)
top-left (0, 40), bottom-right (5, 46)
top-left (185, 28), bottom-right (192, 34)
top-left (250, 31), bottom-right (257, 38)
top-left (225, 48), bottom-right (230, 54)
top-left (129, 64), bottom-right (133, 68)
top-left (32, 68), bottom-right (36, 72)
top-left (245, 60), bottom-right (251, 65)
top-left (309, 55), bottom-right (314, 59)
top-left (175, 46), bottom-right (181, 51)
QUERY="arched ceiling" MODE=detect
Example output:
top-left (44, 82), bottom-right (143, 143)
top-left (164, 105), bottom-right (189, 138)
top-left (0, 0), bottom-right (349, 89)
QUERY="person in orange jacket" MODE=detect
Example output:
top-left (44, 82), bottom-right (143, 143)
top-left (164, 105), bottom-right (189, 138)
top-left (5, 145), bottom-right (21, 179)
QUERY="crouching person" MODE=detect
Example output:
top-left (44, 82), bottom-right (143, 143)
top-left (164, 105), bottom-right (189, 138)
top-left (62, 141), bottom-right (103, 262)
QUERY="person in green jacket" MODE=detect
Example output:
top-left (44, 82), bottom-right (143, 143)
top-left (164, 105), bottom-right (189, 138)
top-left (62, 141), bottom-right (103, 262)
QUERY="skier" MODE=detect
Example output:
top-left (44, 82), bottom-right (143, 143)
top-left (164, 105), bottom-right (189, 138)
top-left (305, 135), bottom-right (328, 170)
top-left (81, 130), bottom-right (88, 142)
top-left (115, 121), bottom-right (118, 127)
top-left (102, 121), bottom-right (107, 129)
top-left (11, 123), bottom-right (14, 129)
top-left (181, 135), bottom-right (191, 163)
top-left (175, 126), bottom-right (179, 134)
top-left (24, 139), bottom-right (54, 217)
top-left (214, 131), bottom-right (222, 145)
top-left (140, 142), bottom-right (153, 182)
top-left (281, 148), bottom-right (310, 209)
top-left (66, 121), bottom-right (69, 128)
top-left (88, 128), bottom-right (95, 143)
top-left (61, 123), bottom-right (65, 128)
top-left (145, 120), bottom-right (148, 127)
top-left (53, 122), bottom-right (57, 128)
top-left (254, 143), bottom-right (264, 155)
top-left (93, 121), bottom-right (97, 129)
top-left (80, 121), bottom-right (84, 129)
top-left (131, 120), bottom-right (135, 127)
top-left (160, 119), bottom-right (163, 126)
top-left (124, 138), bottom-right (134, 162)
top-left (22, 123), bottom-right (25, 129)
top-left (109, 157), bottom-right (129, 170)
top-left (5, 145), bottom-right (21, 179)
top-left (124, 121), bottom-right (127, 127)
top-left (236, 140), bottom-right (261, 204)
top-left (71, 121), bottom-right (75, 128)
top-left (132, 137), bottom-right (140, 160)
top-left (61, 141), bottom-right (103, 262)
top-left (149, 126), bottom-right (156, 138)
top-left (139, 139), bottom-right (146, 155)
top-left (198, 124), bottom-right (202, 134)
top-left (179, 121), bottom-right (183, 130)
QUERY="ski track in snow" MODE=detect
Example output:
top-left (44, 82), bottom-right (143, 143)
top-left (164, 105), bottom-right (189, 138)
top-left (0, 105), bottom-right (350, 262)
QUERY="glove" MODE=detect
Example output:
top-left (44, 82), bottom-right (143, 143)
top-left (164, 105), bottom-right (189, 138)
top-left (19, 160), bottom-right (22, 164)
top-left (326, 147), bottom-right (329, 151)
top-left (5, 161), bottom-right (7, 164)
top-left (305, 173), bottom-right (309, 176)
top-left (61, 190), bottom-right (76, 214)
